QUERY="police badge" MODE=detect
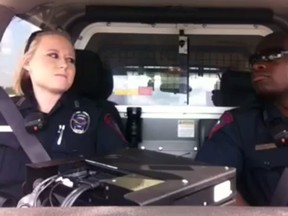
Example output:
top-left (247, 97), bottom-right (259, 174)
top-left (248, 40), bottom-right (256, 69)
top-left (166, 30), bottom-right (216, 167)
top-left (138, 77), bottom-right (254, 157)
top-left (70, 111), bottom-right (90, 134)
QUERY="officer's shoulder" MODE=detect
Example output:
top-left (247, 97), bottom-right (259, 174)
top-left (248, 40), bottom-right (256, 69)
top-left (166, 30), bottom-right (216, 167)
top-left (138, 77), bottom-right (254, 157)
top-left (208, 102), bottom-right (263, 139)
top-left (228, 101), bottom-right (263, 118)
top-left (77, 97), bottom-right (100, 108)
top-left (78, 97), bottom-right (116, 108)
top-left (77, 97), bottom-right (108, 114)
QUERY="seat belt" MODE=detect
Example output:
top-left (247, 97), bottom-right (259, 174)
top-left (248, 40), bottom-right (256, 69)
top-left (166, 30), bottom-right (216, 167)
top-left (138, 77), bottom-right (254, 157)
top-left (0, 88), bottom-right (51, 163)
top-left (270, 167), bottom-right (288, 206)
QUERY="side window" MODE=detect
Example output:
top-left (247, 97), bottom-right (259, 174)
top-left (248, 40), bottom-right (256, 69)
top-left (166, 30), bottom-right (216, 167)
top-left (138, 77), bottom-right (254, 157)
top-left (0, 17), bottom-right (40, 95)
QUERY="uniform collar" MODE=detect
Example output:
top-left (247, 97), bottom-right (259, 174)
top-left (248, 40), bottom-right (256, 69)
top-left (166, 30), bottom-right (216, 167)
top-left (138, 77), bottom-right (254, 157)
top-left (15, 92), bottom-right (37, 111)
top-left (16, 91), bottom-right (79, 114)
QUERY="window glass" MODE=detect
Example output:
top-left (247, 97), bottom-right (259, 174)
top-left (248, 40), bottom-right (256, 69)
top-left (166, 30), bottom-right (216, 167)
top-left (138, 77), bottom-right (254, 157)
top-left (0, 17), bottom-right (40, 94)
top-left (86, 32), bottom-right (262, 106)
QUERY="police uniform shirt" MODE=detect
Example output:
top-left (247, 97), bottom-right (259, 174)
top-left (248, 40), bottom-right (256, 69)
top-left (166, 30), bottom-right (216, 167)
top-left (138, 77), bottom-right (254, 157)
top-left (0, 92), bottom-right (127, 202)
top-left (195, 103), bottom-right (288, 206)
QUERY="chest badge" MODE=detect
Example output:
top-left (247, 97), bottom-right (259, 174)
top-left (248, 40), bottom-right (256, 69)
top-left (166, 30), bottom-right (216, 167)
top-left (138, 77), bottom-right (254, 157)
top-left (70, 111), bottom-right (90, 134)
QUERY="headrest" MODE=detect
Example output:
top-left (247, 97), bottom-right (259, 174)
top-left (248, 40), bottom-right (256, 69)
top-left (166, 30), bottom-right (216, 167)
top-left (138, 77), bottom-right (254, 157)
top-left (71, 49), bottom-right (113, 100)
top-left (212, 70), bottom-right (257, 107)
top-left (220, 70), bottom-right (254, 93)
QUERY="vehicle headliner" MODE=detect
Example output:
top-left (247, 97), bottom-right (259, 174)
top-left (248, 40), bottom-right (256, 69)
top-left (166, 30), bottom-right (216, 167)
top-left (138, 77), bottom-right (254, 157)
top-left (0, 0), bottom-right (288, 15)
top-left (0, 0), bottom-right (287, 31)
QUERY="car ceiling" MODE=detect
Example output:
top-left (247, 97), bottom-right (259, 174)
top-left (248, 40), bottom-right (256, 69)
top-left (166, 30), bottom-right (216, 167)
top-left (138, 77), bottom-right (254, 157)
top-left (0, 0), bottom-right (288, 15)
top-left (1, 0), bottom-right (288, 31)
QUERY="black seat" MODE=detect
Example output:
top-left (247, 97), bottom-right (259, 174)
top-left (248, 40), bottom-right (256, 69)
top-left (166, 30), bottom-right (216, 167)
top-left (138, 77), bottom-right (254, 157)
top-left (71, 49), bottom-right (124, 134)
top-left (197, 119), bottom-right (218, 149)
top-left (212, 70), bottom-right (256, 107)
top-left (219, 70), bottom-right (256, 107)
top-left (198, 70), bottom-right (257, 148)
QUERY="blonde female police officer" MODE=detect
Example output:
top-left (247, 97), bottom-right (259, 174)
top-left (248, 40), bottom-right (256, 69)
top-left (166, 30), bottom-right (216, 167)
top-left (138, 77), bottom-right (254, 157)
top-left (0, 30), bottom-right (127, 206)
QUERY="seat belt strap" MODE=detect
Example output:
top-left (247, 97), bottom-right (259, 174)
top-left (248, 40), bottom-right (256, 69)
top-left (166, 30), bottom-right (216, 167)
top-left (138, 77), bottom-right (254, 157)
top-left (0, 88), bottom-right (50, 163)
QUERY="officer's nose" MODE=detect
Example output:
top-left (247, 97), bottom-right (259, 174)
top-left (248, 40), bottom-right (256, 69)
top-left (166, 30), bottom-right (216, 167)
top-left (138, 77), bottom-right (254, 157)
top-left (58, 58), bottom-right (68, 69)
top-left (252, 62), bottom-right (267, 72)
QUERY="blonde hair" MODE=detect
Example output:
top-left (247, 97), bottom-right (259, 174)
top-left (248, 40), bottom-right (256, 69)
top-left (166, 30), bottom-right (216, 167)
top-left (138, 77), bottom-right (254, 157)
top-left (13, 30), bottom-right (73, 95)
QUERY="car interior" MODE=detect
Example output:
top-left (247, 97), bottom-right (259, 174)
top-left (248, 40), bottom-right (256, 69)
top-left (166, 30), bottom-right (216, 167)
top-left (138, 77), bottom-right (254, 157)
top-left (1, 0), bottom-right (288, 214)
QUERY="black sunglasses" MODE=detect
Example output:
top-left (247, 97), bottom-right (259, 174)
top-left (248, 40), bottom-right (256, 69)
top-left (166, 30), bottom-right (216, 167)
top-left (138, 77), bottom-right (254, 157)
top-left (249, 48), bottom-right (288, 66)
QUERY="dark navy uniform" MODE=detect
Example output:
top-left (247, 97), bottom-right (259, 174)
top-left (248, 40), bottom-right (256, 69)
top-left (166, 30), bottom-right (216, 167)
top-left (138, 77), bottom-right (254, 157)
top-left (0, 92), bottom-right (127, 204)
top-left (196, 103), bottom-right (288, 206)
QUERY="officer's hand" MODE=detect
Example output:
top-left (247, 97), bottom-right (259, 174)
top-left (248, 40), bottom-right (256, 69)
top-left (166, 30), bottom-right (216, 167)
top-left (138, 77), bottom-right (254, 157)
top-left (235, 192), bottom-right (249, 206)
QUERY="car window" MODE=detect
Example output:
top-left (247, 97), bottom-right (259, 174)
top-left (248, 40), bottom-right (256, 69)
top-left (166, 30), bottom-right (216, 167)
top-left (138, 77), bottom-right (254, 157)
top-left (76, 23), bottom-right (272, 106)
top-left (0, 17), bottom-right (40, 95)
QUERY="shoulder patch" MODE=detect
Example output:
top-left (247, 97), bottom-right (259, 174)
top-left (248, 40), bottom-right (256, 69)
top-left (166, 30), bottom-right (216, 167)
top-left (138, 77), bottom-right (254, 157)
top-left (104, 114), bottom-right (127, 143)
top-left (12, 96), bottom-right (25, 106)
top-left (208, 112), bottom-right (234, 139)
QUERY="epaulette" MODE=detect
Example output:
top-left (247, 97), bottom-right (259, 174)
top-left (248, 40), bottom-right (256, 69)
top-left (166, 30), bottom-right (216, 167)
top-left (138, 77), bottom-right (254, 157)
top-left (11, 96), bottom-right (26, 107)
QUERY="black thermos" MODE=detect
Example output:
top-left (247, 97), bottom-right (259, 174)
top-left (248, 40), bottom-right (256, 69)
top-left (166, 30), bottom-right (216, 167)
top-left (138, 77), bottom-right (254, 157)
top-left (126, 107), bottom-right (142, 148)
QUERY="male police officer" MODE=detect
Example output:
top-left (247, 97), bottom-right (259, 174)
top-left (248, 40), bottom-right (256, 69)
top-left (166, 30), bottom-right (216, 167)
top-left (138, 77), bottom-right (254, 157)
top-left (196, 32), bottom-right (288, 206)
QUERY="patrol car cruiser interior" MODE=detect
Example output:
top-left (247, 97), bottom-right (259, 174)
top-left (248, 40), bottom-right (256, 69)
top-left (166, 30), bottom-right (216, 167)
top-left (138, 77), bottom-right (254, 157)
top-left (1, 0), bottom-right (288, 214)
top-left (19, 149), bottom-right (235, 207)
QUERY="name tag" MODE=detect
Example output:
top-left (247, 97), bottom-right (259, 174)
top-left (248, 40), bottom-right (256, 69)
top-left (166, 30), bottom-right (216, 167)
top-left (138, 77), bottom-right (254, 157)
top-left (0, 125), bottom-right (12, 132)
top-left (255, 143), bottom-right (277, 151)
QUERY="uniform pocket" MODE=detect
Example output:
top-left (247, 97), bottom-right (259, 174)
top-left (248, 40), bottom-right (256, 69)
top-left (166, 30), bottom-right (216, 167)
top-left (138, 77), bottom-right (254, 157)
top-left (246, 147), bottom-right (288, 170)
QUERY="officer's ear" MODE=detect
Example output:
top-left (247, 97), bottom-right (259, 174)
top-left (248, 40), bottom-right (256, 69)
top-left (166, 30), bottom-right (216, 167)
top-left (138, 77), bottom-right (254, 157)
top-left (22, 55), bottom-right (32, 72)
